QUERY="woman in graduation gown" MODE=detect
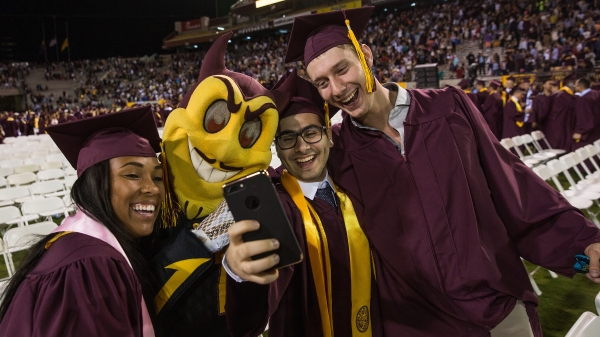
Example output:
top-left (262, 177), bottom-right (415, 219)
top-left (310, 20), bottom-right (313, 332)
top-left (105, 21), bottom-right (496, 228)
top-left (0, 106), bottom-right (163, 337)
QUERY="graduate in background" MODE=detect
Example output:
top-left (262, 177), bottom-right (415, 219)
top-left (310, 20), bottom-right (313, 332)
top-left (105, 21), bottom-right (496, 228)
top-left (482, 79), bottom-right (504, 140)
top-left (284, 6), bottom-right (600, 337)
top-left (502, 86), bottom-right (527, 139)
top-left (573, 77), bottom-right (600, 149)
top-left (546, 74), bottom-right (577, 152)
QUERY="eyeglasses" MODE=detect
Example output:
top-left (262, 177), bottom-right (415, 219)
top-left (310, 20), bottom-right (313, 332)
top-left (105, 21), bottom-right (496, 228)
top-left (275, 125), bottom-right (327, 150)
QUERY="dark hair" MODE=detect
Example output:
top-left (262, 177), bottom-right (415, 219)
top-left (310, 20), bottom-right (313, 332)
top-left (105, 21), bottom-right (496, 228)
top-left (0, 160), bottom-right (158, 320)
top-left (578, 78), bottom-right (591, 89)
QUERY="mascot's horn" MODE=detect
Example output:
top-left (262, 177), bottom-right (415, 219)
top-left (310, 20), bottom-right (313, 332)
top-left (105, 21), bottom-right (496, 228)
top-left (178, 32), bottom-right (232, 109)
top-left (198, 32), bottom-right (232, 83)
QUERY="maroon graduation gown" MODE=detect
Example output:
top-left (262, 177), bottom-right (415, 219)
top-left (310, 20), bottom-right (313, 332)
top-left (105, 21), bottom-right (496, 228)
top-left (502, 99), bottom-right (526, 139)
top-left (573, 90), bottom-right (600, 149)
top-left (476, 90), bottom-right (489, 108)
top-left (465, 92), bottom-right (481, 113)
top-left (545, 91), bottom-right (575, 152)
top-left (530, 94), bottom-right (552, 134)
top-left (481, 92), bottom-right (503, 140)
top-left (225, 183), bottom-right (381, 337)
top-left (0, 233), bottom-right (146, 337)
top-left (328, 86), bottom-right (600, 337)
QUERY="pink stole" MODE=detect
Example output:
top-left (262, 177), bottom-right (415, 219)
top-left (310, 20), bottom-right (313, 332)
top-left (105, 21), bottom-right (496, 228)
top-left (53, 211), bottom-right (155, 337)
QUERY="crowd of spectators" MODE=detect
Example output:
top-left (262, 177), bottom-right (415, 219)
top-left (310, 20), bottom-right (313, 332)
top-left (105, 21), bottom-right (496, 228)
top-left (3, 0), bottom-right (600, 121)
top-left (0, 63), bottom-right (30, 90)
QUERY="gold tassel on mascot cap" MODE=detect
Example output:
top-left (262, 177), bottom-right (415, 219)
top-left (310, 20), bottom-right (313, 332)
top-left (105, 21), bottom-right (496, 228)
top-left (343, 11), bottom-right (375, 94)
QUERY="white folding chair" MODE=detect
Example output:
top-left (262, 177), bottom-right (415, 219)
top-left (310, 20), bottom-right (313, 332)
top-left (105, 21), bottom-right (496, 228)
top-left (521, 134), bottom-right (556, 160)
top-left (500, 138), bottom-right (540, 167)
top-left (23, 157), bottom-right (46, 166)
top-left (2, 138), bottom-right (17, 144)
top-left (560, 153), bottom-right (600, 192)
top-left (0, 177), bottom-right (5, 188)
top-left (0, 159), bottom-right (23, 169)
top-left (12, 164), bottom-right (40, 174)
top-left (535, 163), bottom-right (599, 225)
top-left (566, 291), bottom-right (600, 337)
top-left (30, 180), bottom-right (67, 198)
top-left (6, 172), bottom-right (37, 187)
top-left (531, 130), bottom-right (567, 155)
top-left (0, 186), bottom-right (34, 207)
top-left (576, 146), bottom-right (600, 181)
top-left (40, 161), bottom-right (64, 171)
top-left (0, 167), bottom-right (12, 178)
top-left (0, 205), bottom-right (38, 228)
top-left (36, 169), bottom-right (64, 181)
top-left (44, 154), bottom-right (68, 167)
top-left (21, 197), bottom-right (67, 222)
top-left (64, 175), bottom-right (77, 190)
top-left (3, 221), bottom-right (58, 275)
top-left (64, 165), bottom-right (77, 177)
top-left (63, 194), bottom-right (75, 214)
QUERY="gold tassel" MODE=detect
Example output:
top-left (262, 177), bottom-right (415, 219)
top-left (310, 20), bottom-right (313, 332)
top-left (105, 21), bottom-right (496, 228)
top-left (160, 142), bottom-right (180, 228)
top-left (324, 102), bottom-right (330, 128)
top-left (344, 19), bottom-right (375, 94)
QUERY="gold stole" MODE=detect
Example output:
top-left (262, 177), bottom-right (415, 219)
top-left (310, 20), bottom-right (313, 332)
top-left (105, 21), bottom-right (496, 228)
top-left (280, 171), bottom-right (372, 337)
top-left (463, 90), bottom-right (471, 94)
top-left (479, 88), bottom-right (487, 93)
top-left (510, 96), bottom-right (524, 127)
top-left (560, 87), bottom-right (574, 95)
top-left (501, 91), bottom-right (507, 106)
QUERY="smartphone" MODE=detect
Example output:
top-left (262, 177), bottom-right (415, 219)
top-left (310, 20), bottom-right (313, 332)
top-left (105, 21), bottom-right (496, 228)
top-left (223, 170), bottom-right (303, 269)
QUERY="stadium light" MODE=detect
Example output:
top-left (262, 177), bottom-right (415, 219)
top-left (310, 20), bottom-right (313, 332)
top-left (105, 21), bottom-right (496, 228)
top-left (217, 27), bottom-right (224, 31)
top-left (411, 3), bottom-right (416, 6)
top-left (256, 0), bottom-right (285, 8)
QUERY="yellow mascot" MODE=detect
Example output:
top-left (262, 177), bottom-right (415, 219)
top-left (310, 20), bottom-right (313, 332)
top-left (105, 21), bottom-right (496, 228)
top-left (150, 31), bottom-right (293, 337)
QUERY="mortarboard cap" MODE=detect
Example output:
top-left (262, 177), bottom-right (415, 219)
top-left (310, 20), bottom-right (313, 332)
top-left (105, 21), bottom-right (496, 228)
top-left (522, 78), bottom-right (531, 83)
top-left (274, 69), bottom-right (326, 124)
top-left (489, 80), bottom-right (502, 89)
top-left (285, 7), bottom-right (374, 65)
top-left (476, 80), bottom-right (485, 86)
top-left (285, 7), bottom-right (376, 94)
top-left (457, 79), bottom-right (470, 89)
top-left (46, 106), bottom-right (161, 177)
top-left (563, 74), bottom-right (577, 83)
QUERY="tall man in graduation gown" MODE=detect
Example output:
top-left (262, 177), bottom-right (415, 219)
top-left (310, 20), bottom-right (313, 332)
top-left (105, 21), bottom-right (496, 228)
top-left (457, 79), bottom-right (480, 112)
top-left (546, 75), bottom-right (577, 152)
top-left (474, 80), bottom-right (489, 108)
top-left (224, 70), bottom-right (380, 337)
top-left (481, 80), bottom-right (504, 140)
top-left (572, 77), bottom-right (600, 149)
top-left (529, 78), bottom-right (556, 134)
top-left (502, 87), bottom-right (527, 139)
top-left (283, 6), bottom-right (600, 337)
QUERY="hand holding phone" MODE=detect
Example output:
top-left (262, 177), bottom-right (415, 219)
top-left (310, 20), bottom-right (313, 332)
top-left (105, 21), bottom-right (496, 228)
top-left (223, 171), bottom-right (303, 270)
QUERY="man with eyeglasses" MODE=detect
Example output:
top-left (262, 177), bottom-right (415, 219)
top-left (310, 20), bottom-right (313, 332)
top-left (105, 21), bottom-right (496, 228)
top-left (224, 70), bottom-right (380, 337)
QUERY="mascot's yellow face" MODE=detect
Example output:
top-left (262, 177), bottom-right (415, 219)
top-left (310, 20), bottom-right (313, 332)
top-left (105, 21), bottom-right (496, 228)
top-left (163, 75), bottom-right (278, 220)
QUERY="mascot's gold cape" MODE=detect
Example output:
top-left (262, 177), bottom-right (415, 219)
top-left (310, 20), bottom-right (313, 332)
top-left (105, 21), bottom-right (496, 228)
top-left (150, 31), bottom-right (293, 337)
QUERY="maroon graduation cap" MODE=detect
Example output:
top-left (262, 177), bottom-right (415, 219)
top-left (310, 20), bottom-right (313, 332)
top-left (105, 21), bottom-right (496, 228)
top-left (46, 106), bottom-right (161, 176)
top-left (274, 69), bottom-right (326, 124)
top-left (284, 7), bottom-right (376, 93)
top-left (489, 80), bottom-right (502, 89)
top-left (285, 7), bottom-right (374, 65)
top-left (457, 79), bottom-right (471, 90)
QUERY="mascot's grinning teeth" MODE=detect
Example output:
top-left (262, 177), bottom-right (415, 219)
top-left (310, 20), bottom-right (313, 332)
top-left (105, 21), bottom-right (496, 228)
top-left (188, 139), bottom-right (241, 183)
